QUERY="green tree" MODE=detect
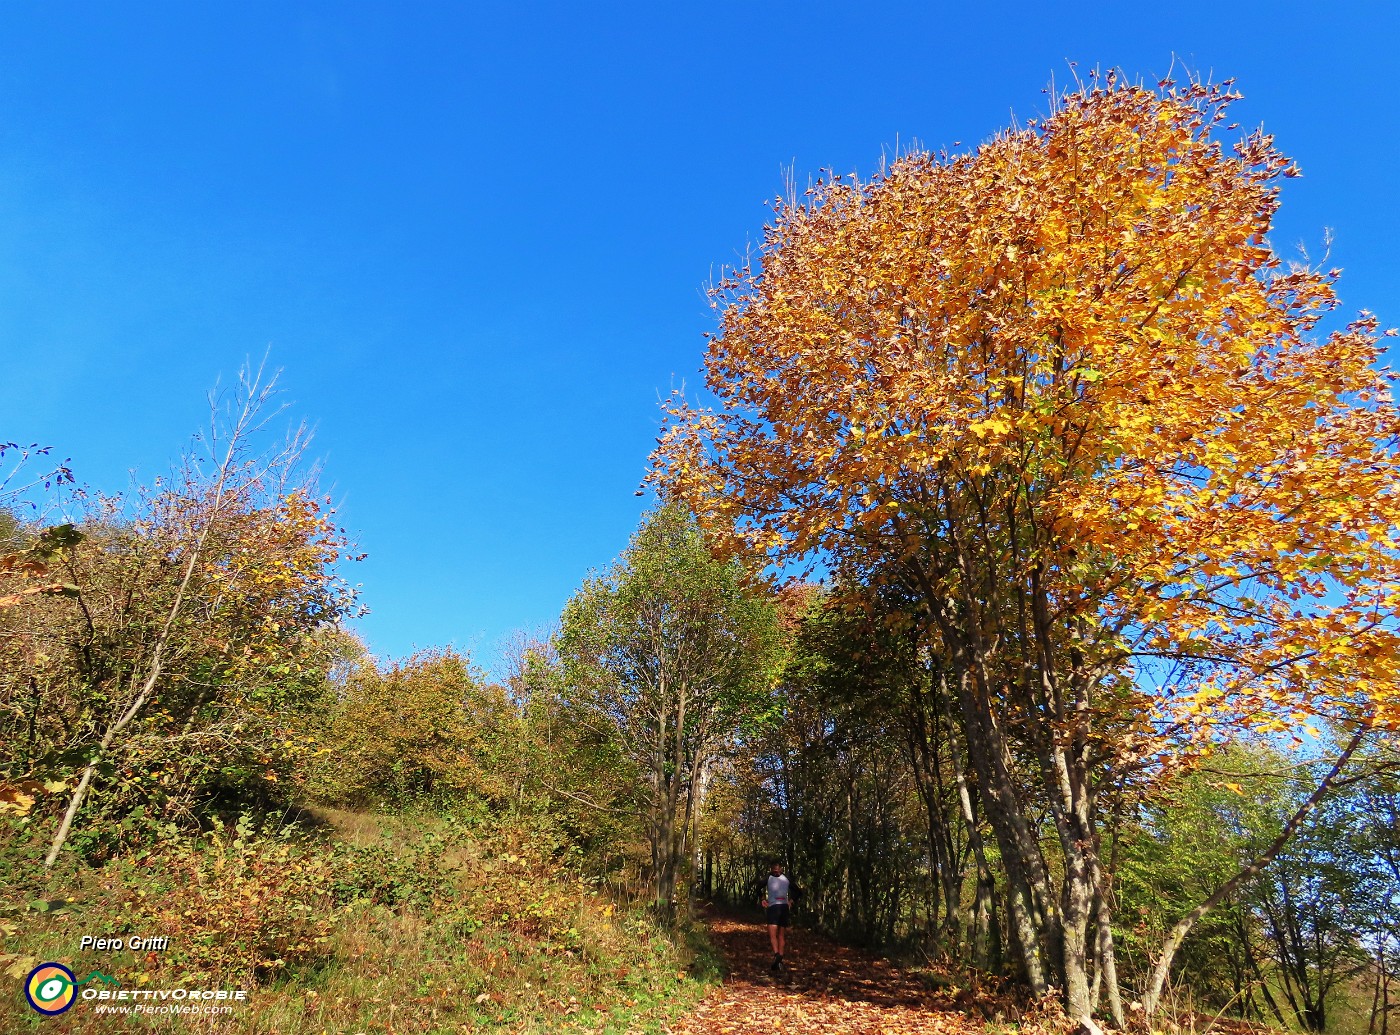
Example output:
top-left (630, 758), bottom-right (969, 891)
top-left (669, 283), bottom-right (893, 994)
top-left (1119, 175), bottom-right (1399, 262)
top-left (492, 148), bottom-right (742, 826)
top-left (1254, 792), bottom-right (1372, 1033)
top-left (309, 649), bottom-right (519, 809)
top-left (557, 504), bottom-right (784, 919)
top-left (1353, 746), bottom-right (1400, 1035)
top-left (1115, 749), bottom-right (1288, 1020)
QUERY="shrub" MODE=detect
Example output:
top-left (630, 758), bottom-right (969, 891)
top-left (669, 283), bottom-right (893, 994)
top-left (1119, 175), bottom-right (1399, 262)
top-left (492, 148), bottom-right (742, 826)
top-left (91, 822), bottom-right (339, 984)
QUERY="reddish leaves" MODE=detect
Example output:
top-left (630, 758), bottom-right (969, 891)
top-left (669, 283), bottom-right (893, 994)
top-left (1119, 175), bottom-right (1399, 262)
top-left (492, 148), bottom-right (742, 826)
top-left (673, 914), bottom-right (1010, 1035)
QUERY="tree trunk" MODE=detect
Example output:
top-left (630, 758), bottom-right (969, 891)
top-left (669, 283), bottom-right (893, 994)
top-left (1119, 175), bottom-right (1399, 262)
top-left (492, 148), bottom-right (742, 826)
top-left (1092, 861), bottom-right (1125, 1026)
top-left (945, 683), bottom-right (998, 969)
top-left (1142, 730), bottom-right (1365, 1018)
top-left (43, 365), bottom-right (275, 868)
top-left (954, 664), bottom-right (1058, 992)
top-left (656, 799), bottom-right (676, 920)
top-left (1061, 846), bottom-right (1096, 1024)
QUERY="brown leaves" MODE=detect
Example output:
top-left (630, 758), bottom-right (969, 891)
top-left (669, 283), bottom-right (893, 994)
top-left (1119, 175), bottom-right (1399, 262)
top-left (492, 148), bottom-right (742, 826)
top-left (672, 914), bottom-right (1021, 1035)
top-left (0, 526), bottom-right (85, 606)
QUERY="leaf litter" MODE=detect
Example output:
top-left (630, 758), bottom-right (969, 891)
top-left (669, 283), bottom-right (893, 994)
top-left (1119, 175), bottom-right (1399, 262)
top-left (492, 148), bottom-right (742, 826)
top-left (669, 913), bottom-right (1030, 1035)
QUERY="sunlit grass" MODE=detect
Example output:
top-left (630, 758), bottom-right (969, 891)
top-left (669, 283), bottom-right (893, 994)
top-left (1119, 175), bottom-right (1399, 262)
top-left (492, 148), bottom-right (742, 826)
top-left (2, 809), bottom-right (717, 1033)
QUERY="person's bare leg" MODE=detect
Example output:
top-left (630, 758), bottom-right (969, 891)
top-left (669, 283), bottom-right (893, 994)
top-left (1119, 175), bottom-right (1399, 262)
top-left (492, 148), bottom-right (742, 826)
top-left (777, 927), bottom-right (786, 956)
top-left (768, 924), bottom-right (780, 954)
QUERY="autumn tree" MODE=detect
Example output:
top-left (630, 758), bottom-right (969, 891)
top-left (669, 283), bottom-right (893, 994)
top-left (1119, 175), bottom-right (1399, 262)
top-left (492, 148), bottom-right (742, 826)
top-left (652, 73), bottom-right (1400, 1025)
top-left (0, 364), bottom-right (358, 863)
top-left (308, 649), bottom-right (521, 808)
top-left (557, 504), bottom-right (784, 919)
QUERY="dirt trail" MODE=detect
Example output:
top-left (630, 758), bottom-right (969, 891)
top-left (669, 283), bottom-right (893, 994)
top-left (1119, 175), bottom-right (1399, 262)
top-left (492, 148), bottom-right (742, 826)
top-left (670, 913), bottom-right (993, 1035)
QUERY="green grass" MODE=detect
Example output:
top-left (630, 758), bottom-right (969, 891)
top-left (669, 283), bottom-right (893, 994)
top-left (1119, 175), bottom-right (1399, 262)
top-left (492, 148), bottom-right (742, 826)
top-left (2, 809), bottom-right (718, 1033)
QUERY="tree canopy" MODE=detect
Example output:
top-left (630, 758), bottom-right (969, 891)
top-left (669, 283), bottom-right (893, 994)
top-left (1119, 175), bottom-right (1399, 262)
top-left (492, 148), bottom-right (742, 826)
top-left (652, 75), bottom-right (1400, 1024)
top-left (558, 503), bottom-right (785, 918)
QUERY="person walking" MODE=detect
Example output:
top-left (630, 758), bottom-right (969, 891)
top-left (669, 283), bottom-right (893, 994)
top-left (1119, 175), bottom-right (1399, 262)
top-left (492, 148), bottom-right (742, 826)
top-left (760, 861), bottom-right (793, 971)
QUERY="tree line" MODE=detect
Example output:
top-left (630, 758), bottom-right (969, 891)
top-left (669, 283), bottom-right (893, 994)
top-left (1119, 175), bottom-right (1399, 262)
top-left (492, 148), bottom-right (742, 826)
top-left (650, 73), bottom-right (1400, 1031)
top-left (3, 71), bottom-right (1399, 1035)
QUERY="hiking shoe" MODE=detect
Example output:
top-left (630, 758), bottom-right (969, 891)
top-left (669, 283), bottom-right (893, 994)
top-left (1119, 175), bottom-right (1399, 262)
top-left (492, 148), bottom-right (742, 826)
top-left (770, 955), bottom-right (780, 972)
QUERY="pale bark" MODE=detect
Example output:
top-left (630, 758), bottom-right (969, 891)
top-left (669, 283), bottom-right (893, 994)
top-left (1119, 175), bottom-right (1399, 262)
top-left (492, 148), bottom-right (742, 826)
top-left (44, 365), bottom-right (283, 867)
top-left (1092, 861), bottom-right (1125, 1026)
top-left (1142, 730), bottom-right (1366, 1019)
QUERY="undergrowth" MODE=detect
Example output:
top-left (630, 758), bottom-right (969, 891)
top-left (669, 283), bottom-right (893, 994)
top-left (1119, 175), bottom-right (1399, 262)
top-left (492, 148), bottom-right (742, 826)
top-left (1, 808), bottom-right (717, 1033)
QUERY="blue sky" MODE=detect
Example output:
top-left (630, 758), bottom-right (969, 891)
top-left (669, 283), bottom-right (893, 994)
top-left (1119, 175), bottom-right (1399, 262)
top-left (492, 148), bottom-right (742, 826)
top-left (1, 2), bottom-right (1395, 672)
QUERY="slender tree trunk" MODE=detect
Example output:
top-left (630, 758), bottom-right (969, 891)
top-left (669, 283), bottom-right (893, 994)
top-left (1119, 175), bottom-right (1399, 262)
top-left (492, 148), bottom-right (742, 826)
top-left (1092, 860), bottom-right (1125, 1026)
top-left (908, 720), bottom-right (951, 947)
top-left (972, 870), bottom-right (996, 970)
top-left (1142, 730), bottom-right (1365, 1018)
top-left (44, 365), bottom-right (277, 868)
top-left (945, 681), bottom-right (997, 969)
top-left (1381, 948), bottom-right (1391, 1035)
top-left (656, 796), bottom-right (676, 919)
top-left (954, 664), bottom-right (1057, 992)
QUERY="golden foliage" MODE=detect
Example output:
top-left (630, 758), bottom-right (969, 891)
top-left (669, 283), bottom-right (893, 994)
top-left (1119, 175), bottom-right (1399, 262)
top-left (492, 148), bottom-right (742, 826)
top-left (310, 650), bottom-right (520, 807)
top-left (653, 77), bottom-right (1400, 744)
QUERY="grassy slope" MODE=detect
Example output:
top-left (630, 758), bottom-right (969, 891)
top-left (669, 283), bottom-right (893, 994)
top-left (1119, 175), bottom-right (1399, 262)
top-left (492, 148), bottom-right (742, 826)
top-left (2, 809), bottom-right (719, 1033)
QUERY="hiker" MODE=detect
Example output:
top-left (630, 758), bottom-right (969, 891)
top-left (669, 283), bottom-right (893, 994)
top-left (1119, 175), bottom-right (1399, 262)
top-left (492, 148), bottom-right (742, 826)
top-left (760, 861), bottom-right (796, 971)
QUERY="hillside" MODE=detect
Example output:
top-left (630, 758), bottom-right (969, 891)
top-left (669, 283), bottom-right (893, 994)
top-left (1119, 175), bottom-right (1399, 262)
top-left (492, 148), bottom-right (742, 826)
top-left (2, 810), bottom-right (716, 1033)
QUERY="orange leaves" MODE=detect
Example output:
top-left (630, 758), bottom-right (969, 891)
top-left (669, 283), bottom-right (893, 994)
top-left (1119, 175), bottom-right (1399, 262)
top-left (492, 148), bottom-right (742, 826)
top-left (673, 914), bottom-right (1008, 1035)
top-left (651, 75), bottom-right (1400, 749)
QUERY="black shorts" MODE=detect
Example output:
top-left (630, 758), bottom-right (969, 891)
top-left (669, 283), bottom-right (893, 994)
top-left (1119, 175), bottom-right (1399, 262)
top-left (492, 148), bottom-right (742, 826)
top-left (765, 903), bottom-right (789, 927)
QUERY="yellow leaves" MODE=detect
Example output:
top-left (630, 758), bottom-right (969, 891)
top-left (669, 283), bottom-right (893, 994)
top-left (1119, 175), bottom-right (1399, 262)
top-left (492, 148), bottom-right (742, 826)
top-left (967, 417), bottom-right (1012, 439)
top-left (651, 76), bottom-right (1400, 748)
top-left (0, 781), bottom-right (40, 816)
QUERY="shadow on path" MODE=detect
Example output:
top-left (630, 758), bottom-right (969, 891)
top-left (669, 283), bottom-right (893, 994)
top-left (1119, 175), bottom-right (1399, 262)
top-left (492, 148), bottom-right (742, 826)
top-left (671, 911), bottom-right (993, 1035)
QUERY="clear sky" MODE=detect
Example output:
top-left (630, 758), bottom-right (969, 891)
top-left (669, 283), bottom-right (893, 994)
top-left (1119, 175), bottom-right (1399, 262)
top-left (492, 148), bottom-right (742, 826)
top-left (1, 2), bottom-right (1396, 672)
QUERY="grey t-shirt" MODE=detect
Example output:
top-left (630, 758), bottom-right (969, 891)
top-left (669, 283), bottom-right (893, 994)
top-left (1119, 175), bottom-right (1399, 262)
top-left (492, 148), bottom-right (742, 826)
top-left (766, 874), bottom-right (790, 905)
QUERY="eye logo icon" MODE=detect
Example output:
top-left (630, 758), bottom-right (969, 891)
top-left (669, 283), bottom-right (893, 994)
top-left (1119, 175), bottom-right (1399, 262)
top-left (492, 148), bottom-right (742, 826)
top-left (25, 962), bottom-right (77, 1015)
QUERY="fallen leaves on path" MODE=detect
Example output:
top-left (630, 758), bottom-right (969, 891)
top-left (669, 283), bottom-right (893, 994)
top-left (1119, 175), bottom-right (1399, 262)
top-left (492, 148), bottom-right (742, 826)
top-left (670, 913), bottom-right (1005, 1035)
